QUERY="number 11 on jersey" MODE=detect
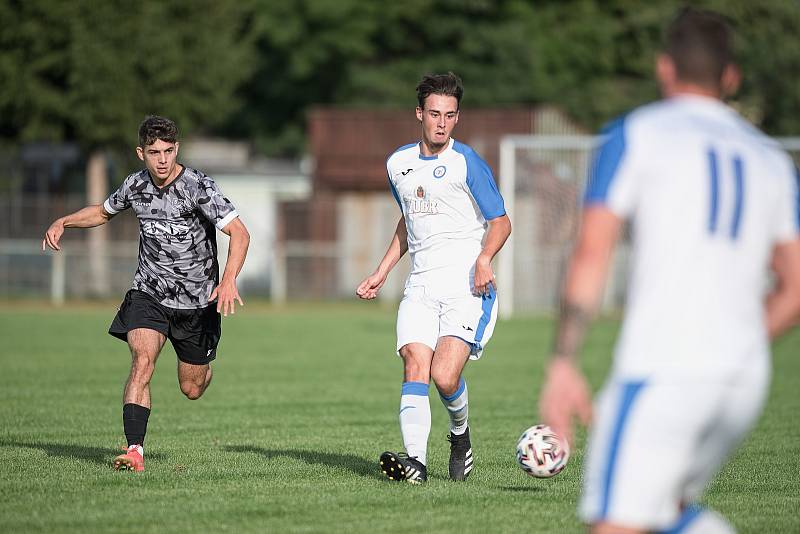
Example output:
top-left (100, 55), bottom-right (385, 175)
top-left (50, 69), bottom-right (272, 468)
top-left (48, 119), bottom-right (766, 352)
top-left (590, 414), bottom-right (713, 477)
top-left (707, 148), bottom-right (745, 240)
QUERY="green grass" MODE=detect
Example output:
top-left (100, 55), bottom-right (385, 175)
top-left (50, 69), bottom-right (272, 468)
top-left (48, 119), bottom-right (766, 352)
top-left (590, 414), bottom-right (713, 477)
top-left (0, 301), bottom-right (798, 533)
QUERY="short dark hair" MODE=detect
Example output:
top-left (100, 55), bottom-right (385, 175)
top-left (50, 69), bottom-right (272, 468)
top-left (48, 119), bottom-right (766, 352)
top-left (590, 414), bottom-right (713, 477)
top-left (138, 115), bottom-right (178, 147)
top-left (416, 72), bottom-right (464, 109)
top-left (664, 7), bottom-right (735, 89)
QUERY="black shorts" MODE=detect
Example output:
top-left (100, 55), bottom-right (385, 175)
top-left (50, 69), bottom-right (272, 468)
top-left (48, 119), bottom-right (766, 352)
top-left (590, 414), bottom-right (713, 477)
top-left (109, 290), bottom-right (221, 365)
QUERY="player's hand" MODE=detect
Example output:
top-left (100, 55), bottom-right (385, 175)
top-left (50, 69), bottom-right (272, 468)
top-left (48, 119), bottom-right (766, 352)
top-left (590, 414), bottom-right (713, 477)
top-left (210, 279), bottom-right (244, 317)
top-left (42, 220), bottom-right (65, 251)
top-left (472, 255), bottom-right (496, 296)
top-left (356, 270), bottom-right (387, 300)
top-left (539, 357), bottom-right (593, 446)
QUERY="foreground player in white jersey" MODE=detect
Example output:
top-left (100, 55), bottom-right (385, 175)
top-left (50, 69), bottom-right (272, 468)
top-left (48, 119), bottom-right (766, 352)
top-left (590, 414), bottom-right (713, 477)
top-left (357, 72), bottom-right (512, 483)
top-left (538, 8), bottom-right (800, 533)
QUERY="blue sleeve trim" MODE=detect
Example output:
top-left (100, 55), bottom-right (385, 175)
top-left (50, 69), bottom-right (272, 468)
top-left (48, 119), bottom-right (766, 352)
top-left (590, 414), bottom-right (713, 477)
top-left (453, 141), bottom-right (506, 220)
top-left (391, 142), bottom-right (419, 157)
top-left (388, 174), bottom-right (402, 209)
top-left (401, 381), bottom-right (429, 396)
top-left (584, 116), bottom-right (628, 205)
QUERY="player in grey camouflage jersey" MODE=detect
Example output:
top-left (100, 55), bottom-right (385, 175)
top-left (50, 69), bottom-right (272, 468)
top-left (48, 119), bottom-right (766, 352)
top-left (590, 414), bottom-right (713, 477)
top-left (43, 116), bottom-right (250, 472)
top-left (103, 165), bottom-right (238, 308)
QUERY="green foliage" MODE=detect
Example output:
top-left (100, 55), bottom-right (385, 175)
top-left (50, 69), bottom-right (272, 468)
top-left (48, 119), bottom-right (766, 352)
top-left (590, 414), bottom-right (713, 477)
top-left (2, 0), bottom-right (799, 157)
top-left (0, 0), bottom-right (256, 148)
top-left (229, 0), bottom-right (800, 155)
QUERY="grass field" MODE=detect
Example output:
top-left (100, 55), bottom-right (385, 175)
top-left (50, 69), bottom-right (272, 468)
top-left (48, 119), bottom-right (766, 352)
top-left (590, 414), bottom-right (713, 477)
top-left (1, 301), bottom-right (798, 533)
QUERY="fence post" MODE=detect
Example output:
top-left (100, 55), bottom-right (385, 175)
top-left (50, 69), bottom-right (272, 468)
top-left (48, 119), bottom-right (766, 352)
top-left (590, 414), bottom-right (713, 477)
top-left (51, 251), bottom-right (65, 306)
top-left (271, 240), bottom-right (287, 304)
top-left (498, 136), bottom-right (516, 319)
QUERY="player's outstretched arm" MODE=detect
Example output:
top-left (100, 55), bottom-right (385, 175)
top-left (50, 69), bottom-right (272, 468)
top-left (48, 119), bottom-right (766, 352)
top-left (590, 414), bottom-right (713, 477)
top-left (766, 239), bottom-right (800, 339)
top-left (356, 216), bottom-right (408, 300)
top-left (539, 207), bottom-right (621, 444)
top-left (473, 214), bottom-right (511, 296)
top-left (42, 205), bottom-right (113, 251)
top-left (210, 217), bottom-right (250, 317)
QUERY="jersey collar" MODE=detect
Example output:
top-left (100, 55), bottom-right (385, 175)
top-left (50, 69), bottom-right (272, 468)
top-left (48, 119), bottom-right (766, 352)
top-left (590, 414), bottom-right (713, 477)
top-left (147, 164), bottom-right (187, 191)
top-left (418, 138), bottom-right (453, 160)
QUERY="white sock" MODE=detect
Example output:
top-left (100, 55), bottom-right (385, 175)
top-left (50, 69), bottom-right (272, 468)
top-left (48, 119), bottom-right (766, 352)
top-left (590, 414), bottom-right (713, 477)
top-left (128, 444), bottom-right (143, 457)
top-left (661, 506), bottom-right (734, 534)
top-left (439, 378), bottom-right (468, 435)
top-left (399, 381), bottom-right (431, 465)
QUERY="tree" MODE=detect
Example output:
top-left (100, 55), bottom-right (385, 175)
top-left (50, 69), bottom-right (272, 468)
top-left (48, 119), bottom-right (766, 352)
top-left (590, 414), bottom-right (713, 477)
top-left (0, 0), bottom-right (256, 294)
top-left (0, 0), bottom-right (256, 150)
top-left (224, 0), bottom-right (800, 156)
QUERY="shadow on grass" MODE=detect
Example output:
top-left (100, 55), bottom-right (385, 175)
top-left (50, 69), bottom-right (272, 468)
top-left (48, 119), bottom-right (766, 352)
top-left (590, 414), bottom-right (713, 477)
top-left (0, 439), bottom-right (164, 465)
top-left (497, 485), bottom-right (546, 492)
top-left (224, 445), bottom-right (379, 479)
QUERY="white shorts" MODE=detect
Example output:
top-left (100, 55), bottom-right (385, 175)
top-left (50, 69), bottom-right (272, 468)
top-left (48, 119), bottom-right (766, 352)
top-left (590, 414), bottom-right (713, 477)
top-left (579, 360), bottom-right (770, 530)
top-left (396, 284), bottom-right (499, 359)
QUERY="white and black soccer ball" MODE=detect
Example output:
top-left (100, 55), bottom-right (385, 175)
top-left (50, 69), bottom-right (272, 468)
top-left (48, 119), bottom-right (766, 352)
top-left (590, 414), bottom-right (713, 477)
top-left (515, 424), bottom-right (570, 478)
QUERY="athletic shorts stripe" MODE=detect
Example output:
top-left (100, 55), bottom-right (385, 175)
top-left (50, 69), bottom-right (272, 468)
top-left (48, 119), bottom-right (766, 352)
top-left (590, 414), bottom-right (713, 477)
top-left (473, 287), bottom-right (497, 344)
top-left (600, 381), bottom-right (647, 519)
top-left (660, 505), bottom-right (703, 534)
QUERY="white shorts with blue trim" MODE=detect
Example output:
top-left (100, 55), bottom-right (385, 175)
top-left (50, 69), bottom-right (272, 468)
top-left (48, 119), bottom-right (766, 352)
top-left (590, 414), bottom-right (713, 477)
top-left (396, 285), bottom-right (498, 360)
top-left (579, 360), bottom-right (769, 530)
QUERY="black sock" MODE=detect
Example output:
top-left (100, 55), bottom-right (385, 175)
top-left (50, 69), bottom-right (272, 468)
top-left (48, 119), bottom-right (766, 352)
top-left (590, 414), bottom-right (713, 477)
top-left (123, 403), bottom-right (151, 447)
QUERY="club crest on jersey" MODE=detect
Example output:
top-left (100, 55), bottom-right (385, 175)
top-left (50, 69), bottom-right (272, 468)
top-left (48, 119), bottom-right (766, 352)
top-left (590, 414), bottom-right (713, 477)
top-left (433, 165), bottom-right (447, 179)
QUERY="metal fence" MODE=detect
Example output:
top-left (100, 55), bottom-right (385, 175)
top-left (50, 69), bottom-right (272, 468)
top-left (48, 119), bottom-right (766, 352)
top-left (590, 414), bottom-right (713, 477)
top-left (498, 135), bottom-right (800, 317)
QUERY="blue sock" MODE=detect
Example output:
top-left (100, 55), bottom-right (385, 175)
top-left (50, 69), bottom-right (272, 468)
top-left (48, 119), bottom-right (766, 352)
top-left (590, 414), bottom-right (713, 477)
top-left (439, 378), bottom-right (468, 435)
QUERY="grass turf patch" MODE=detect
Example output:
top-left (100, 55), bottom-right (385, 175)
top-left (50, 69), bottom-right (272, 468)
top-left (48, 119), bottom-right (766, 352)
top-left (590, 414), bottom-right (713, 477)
top-left (0, 302), bottom-right (798, 532)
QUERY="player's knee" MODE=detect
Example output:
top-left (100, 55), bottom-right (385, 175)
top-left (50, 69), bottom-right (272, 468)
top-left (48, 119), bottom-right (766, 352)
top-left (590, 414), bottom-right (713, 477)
top-left (130, 356), bottom-right (155, 383)
top-left (180, 381), bottom-right (205, 400)
top-left (431, 373), bottom-right (459, 397)
top-left (400, 345), bottom-right (430, 383)
top-left (401, 357), bottom-right (429, 382)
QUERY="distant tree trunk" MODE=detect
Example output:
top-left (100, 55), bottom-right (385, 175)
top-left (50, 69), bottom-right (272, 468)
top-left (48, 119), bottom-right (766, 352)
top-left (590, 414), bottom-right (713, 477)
top-left (86, 149), bottom-right (110, 298)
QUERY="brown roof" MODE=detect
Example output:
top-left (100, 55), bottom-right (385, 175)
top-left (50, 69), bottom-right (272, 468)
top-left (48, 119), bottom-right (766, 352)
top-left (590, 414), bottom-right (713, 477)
top-left (308, 107), bottom-right (536, 191)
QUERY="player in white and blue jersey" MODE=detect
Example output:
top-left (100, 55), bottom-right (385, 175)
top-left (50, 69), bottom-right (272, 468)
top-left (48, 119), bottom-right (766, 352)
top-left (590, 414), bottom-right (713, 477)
top-left (538, 8), bottom-right (800, 534)
top-left (357, 72), bottom-right (512, 483)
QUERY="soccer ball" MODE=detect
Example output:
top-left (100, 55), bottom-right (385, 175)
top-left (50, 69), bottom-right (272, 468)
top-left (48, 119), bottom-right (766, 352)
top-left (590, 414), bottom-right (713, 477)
top-left (515, 424), bottom-right (570, 478)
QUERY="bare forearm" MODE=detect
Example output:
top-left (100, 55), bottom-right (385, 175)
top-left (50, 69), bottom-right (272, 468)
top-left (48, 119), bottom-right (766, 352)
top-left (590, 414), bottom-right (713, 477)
top-left (766, 291), bottom-right (800, 339)
top-left (552, 256), bottom-right (608, 359)
top-left (765, 241), bottom-right (800, 339)
top-left (221, 229), bottom-right (250, 283)
top-left (551, 208), bottom-right (620, 360)
top-left (376, 218), bottom-right (408, 276)
top-left (477, 215), bottom-right (511, 264)
top-left (61, 205), bottom-right (111, 228)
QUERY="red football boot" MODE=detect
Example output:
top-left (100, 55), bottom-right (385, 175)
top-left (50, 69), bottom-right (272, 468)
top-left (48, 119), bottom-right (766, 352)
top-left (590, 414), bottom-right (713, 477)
top-left (113, 445), bottom-right (144, 472)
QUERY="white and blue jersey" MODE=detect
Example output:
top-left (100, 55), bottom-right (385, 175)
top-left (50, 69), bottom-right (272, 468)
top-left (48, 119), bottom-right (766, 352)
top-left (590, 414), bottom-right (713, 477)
top-left (585, 94), bottom-right (799, 381)
top-left (387, 137), bottom-right (506, 296)
top-left (388, 138), bottom-right (505, 358)
top-left (579, 95), bottom-right (799, 530)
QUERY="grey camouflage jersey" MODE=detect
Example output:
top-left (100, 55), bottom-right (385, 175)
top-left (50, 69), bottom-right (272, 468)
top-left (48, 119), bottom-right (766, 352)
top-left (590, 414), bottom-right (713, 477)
top-left (103, 166), bottom-right (238, 309)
